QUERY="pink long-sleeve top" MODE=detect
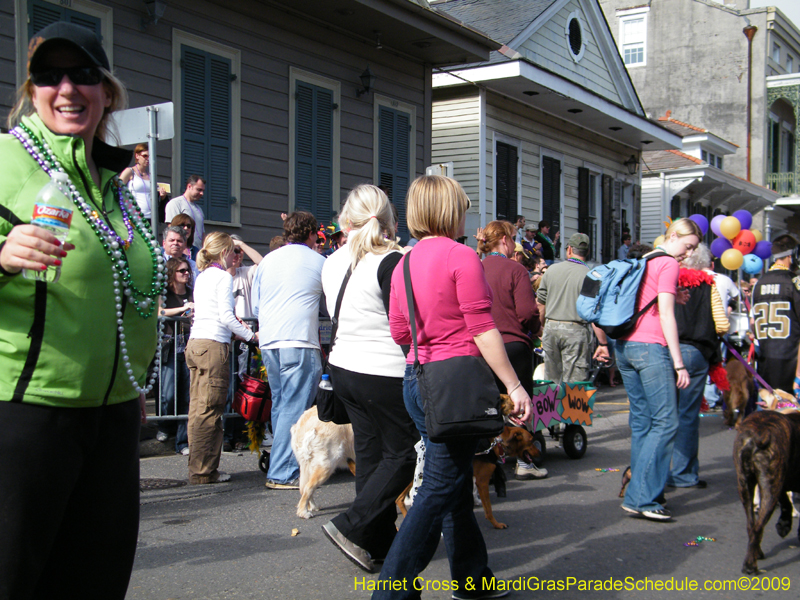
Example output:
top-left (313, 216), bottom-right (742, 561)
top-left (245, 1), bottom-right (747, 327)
top-left (389, 237), bottom-right (496, 365)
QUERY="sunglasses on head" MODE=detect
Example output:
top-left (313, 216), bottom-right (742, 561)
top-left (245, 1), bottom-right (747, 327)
top-left (233, 248), bottom-right (242, 254)
top-left (176, 268), bottom-right (190, 274)
top-left (30, 66), bottom-right (104, 87)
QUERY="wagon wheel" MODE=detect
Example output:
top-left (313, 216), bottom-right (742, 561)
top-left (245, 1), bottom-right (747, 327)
top-left (258, 449), bottom-right (270, 474)
top-left (563, 425), bottom-right (587, 459)
top-left (532, 431), bottom-right (547, 467)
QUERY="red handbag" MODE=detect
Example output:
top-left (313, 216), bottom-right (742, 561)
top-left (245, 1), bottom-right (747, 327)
top-left (233, 374), bottom-right (271, 422)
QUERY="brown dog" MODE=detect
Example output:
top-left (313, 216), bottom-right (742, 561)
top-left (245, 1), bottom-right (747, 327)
top-left (724, 359), bottom-right (755, 428)
top-left (395, 425), bottom-right (540, 529)
top-left (733, 410), bottom-right (800, 574)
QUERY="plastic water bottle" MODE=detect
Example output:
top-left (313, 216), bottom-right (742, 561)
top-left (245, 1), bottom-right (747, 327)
top-left (23, 172), bottom-right (73, 284)
top-left (319, 374), bottom-right (333, 391)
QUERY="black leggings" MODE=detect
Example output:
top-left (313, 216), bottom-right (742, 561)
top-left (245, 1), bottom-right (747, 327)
top-left (0, 399), bottom-right (141, 600)
top-left (493, 341), bottom-right (533, 397)
top-left (328, 364), bottom-right (420, 559)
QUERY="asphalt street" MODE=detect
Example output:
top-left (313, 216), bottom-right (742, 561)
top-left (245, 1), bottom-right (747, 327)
top-left (130, 385), bottom-right (799, 599)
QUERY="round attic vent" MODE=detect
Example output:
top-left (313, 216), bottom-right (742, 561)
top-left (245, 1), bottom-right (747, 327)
top-left (565, 11), bottom-right (586, 62)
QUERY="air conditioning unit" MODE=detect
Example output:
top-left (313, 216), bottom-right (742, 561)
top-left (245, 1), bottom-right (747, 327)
top-left (425, 162), bottom-right (454, 177)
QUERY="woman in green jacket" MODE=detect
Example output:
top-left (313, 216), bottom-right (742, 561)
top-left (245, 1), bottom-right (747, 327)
top-left (0, 23), bottom-right (162, 599)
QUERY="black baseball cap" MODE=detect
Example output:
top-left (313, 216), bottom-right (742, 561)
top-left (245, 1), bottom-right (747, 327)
top-left (28, 22), bottom-right (110, 74)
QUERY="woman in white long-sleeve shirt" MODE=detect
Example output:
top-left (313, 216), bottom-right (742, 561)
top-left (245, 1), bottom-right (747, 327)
top-left (185, 232), bottom-right (257, 484)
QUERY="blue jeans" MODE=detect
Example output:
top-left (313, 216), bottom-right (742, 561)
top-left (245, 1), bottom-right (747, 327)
top-left (667, 344), bottom-right (708, 487)
top-left (616, 341), bottom-right (678, 512)
top-left (160, 345), bottom-right (190, 452)
top-left (263, 347), bottom-right (321, 483)
top-left (373, 365), bottom-right (493, 600)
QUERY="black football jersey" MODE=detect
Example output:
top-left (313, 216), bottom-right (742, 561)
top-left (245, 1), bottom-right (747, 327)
top-left (752, 269), bottom-right (800, 360)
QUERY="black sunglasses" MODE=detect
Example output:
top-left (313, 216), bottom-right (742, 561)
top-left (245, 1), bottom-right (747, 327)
top-left (175, 268), bottom-right (191, 274)
top-left (31, 66), bottom-right (105, 87)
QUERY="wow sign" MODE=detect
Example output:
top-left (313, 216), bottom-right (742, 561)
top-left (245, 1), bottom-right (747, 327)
top-left (529, 381), bottom-right (597, 431)
top-left (560, 383), bottom-right (596, 426)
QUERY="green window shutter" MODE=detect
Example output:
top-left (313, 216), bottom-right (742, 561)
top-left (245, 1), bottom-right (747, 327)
top-left (541, 156), bottom-right (561, 235)
top-left (295, 81), bottom-right (333, 224)
top-left (378, 106), bottom-right (411, 242)
top-left (29, 0), bottom-right (101, 39)
top-left (181, 45), bottom-right (232, 223)
top-left (496, 142), bottom-right (517, 222)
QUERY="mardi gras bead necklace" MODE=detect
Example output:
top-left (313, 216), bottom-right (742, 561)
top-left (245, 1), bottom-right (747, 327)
top-left (12, 123), bottom-right (166, 395)
top-left (487, 251), bottom-right (507, 258)
top-left (567, 257), bottom-right (587, 267)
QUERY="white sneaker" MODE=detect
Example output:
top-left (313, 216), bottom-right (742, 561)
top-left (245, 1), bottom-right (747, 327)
top-left (515, 461), bottom-right (548, 480)
top-left (156, 431), bottom-right (168, 443)
top-left (261, 432), bottom-right (274, 448)
top-left (180, 447), bottom-right (190, 456)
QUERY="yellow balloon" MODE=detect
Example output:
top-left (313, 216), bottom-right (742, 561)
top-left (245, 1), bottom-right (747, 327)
top-left (720, 216), bottom-right (742, 240)
top-left (653, 235), bottom-right (665, 246)
top-left (721, 248), bottom-right (744, 270)
top-left (751, 229), bottom-right (763, 242)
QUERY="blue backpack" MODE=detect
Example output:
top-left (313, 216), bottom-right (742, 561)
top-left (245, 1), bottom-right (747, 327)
top-left (576, 251), bottom-right (669, 338)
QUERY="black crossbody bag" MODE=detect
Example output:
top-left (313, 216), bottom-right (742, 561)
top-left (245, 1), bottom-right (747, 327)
top-left (315, 267), bottom-right (352, 425)
top-left (403, 252), bottom-right (504, 443)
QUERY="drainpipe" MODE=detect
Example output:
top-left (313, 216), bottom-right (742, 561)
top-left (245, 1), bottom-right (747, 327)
top-left (743, 25), bottom-right (757, 182)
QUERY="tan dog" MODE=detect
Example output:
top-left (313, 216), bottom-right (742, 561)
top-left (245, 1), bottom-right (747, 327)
top-left (290, 406), bottom-right (355, 519)
top-left (723, 359), bottom-right (755, 428)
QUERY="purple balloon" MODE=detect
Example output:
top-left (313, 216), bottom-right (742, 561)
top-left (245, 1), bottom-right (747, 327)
top-left (710, 214), bottom-right (727, 237)
top-left (733, 210), bottom-right (753, 231)
top-left (710, 236), bottom-right (733, 258)
top-left (754, 240), bottom-right (773, 260)
top-left (689, 213), bottom-right (709, 236)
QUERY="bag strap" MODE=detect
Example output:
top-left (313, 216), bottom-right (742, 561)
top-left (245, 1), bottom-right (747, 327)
top-left (402, 252), bottom-right (420, 367)
top-left (330, 266), bottom-right (353, 352)
top-left (627, 250), bottom-right (671, 323)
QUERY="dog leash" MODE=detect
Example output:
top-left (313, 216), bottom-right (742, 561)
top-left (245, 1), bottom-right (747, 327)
top-left (723, 338), bottom-right (775, 395)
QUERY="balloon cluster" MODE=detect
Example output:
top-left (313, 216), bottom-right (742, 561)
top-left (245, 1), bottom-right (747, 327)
top-left (691, 211), bottom-right (771, 274)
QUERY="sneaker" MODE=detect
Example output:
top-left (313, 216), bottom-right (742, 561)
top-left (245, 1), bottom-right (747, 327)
top-left (213, 472), bottom-right (231, 483)
top-left (515, 461), bottom-right (548, 480)
top-left (261, 432), bottom-right (274, 448)
top-left (322, 522), bottom-right (374, 573)
top-left (156, 431), bottom-right (168, 443)
top-left (620, 504), bottom-right (640, 515)
top-left (265, 478), bottom-right (300, 490)
top-left (180, 447), bottom-right (190, 456)
top-left (452, 587), bottom-right (510, 599)
top-left (641, 507), bottom-right (672, 521)
top-left (223, 442), bottom-right (233, 452)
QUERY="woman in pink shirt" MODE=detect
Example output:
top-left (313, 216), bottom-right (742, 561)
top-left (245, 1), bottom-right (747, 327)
top-left (375, 176), bottom-right (532, 600)
top-left (617, 218), bottom-right (701, 522)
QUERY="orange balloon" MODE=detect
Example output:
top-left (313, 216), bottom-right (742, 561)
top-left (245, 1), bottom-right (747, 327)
top-left (721, 248), bottom-right (744, 270)
top-left (720, 216), bottom-right (741, 240)
top-left (732, 230), bottom-right (757, 255)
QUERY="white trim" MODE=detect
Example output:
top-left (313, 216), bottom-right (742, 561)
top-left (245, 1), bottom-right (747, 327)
top-left (491, 131), bottom-right (522, 221)
top-left (479, 88), bottom-right (487, 228)
top-left (172, 29), bottom-right (242, 227)
top-left (288, 67), bottom-right (341, 215)
top-left (373, 94), bottom-right (416, 210)
top-left (433, 61), bottom-right (679, 148)
top-left (507, 0), bottom-right (569, 48)
top-left (540, 147), bottom-right (564, 256)
top-left (565, 10), bottom-right (586, 63)
top-left (15, 0), bottom-right (114, 87)
top-left (616, 6), bottom-right (650, 17)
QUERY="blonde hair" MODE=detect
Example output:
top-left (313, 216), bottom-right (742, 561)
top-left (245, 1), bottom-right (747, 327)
top-left (7, 67), bottom-right (128, 141)
top-left (197, 231), bottom-right (234, 271)
top-left (340, 184), bottom-right (400, 270)
top-left (406, 175), bottom-right (469, 240)
top-left (665, 218), bottom-right (702, 240)
top-left (477, 220), bottom-right (516, 256)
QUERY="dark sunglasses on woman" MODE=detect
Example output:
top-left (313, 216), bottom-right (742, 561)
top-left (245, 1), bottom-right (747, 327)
top-left (30, 66), bottom-right (104, 87)
top-left (175, 268), bottom-right (191, 274)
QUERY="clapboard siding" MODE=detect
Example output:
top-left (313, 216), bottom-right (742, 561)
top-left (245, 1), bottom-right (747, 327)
top-left (518, 0), bottom-right (622, 105)
top-left (2, 0), bottom-right (433, 252)
top-left (432, 89), bottom-right (481, 204)
top-left (640, 177), bottom-right (665, 246)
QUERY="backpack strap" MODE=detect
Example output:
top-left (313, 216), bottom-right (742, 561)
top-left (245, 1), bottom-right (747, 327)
top-left (629, 250), bottom-right (674, 322)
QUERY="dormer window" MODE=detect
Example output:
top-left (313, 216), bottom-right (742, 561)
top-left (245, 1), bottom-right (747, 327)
top-left (565, 11), bottom-right (586, 62)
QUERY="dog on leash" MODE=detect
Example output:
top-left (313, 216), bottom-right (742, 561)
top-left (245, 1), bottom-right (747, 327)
top-left (290, 406), bottom-right (355, 519)
top-left (723, 359), bottom-right (756, 429)
top-left (733, 410), bottom-right (800, 574)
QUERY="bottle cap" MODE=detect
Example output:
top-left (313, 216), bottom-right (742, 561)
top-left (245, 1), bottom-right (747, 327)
top-left (321, 374), bottom-right (330, 380)
top-left (52, 172), bottom-right (69, 184)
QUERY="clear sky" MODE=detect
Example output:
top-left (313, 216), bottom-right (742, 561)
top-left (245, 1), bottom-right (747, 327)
top-left (749, 1), bottom-right (800, 31)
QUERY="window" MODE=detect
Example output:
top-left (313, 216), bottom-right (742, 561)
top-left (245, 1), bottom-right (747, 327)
top-left (773, 42), bottom-right (781, 64)
top-left (578, 167), bottom-right (600, 262)
top-left (701, 150), bottom-right (708, 163)
top-left (619, 10), bottom-right (648, 67)
top-left (565, 11), bottom-right (586, 63)
top-left (173, 31), bottom-right (241, 225)
top-left (717, 156), bottom-right (723, 169)
top-left (290, 68), bottom-right (340, 224)
top-left (377, 103), bottom-right (413, 242)
top-left (788, 54), bottom-right (794, 73)
top-left (17, 0), bottom-right (113, 85)
top-left (495, 141), bottom-right (518, 222)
